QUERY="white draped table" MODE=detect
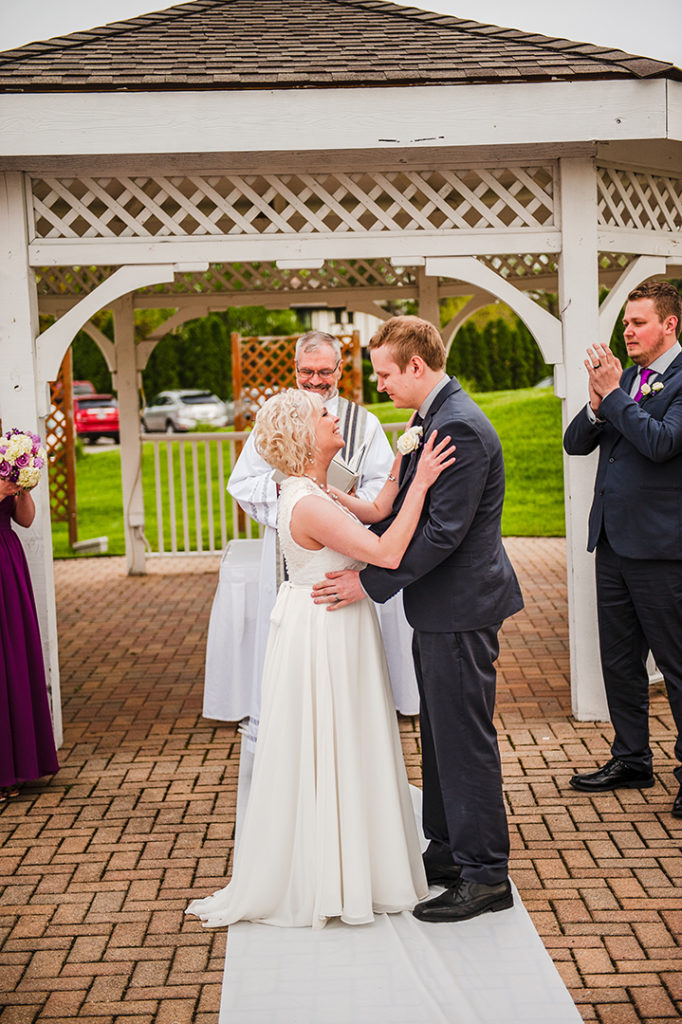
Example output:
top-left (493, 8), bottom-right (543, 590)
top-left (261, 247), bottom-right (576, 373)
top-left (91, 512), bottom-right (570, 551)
top-left (203, 538), bottom-right (420, 723)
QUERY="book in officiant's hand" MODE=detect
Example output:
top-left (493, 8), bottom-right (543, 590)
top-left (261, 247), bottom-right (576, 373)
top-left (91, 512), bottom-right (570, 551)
top-left (271, 453), bottom-right (359, 493)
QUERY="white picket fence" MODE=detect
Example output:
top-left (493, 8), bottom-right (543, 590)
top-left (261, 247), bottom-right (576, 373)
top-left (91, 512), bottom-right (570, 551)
top-left (142, 423), bottom-right (407, 556)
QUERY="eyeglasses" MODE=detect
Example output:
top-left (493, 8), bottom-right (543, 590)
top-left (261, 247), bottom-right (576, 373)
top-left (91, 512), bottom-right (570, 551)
top-left (296, 359), bottom-right (341, 379)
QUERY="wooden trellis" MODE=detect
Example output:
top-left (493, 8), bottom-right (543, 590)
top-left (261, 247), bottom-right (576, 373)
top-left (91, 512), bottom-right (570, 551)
top-left (46, 349), bottom-right (77, 546)
top-left (231, 331), bottom-right (363, 430)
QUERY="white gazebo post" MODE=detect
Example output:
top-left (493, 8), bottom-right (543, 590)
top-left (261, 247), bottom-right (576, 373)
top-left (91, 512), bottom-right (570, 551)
top-left (416, 266), bottom-right (441, 326)
top-left (112, 294), bottom-right (146, 575)
top-left (557, 156), bottom-right (608, 721)
top-left (0, 171), bottom-right (62, 745)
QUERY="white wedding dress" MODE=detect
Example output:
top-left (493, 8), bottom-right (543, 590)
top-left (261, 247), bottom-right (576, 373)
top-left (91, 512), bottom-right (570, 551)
top-left (187, 476), bottom-right (427, 930)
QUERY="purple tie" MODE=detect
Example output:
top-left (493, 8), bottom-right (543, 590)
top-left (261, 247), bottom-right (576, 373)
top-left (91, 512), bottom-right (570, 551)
top-left (633, 368), bottom-right (654, 403)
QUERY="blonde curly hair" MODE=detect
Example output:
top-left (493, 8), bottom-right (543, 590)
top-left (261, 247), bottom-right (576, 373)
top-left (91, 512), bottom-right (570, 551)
top-left (253, 389), bottom-right (322, 476)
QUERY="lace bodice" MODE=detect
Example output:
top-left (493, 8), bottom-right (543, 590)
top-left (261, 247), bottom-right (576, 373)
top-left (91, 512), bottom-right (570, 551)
top-left (277, 477), bottom-right (365, 585)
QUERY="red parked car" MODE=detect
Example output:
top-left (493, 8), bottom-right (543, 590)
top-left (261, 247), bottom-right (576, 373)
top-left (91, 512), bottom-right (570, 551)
top-left (74, 394), bottom-right (120, 445)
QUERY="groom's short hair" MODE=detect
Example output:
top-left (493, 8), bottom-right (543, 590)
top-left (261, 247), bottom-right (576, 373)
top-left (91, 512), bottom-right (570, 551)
top-left (369, 316), bottom-right (446, 371)
top-left (627, 281), bottom-right (682, 337)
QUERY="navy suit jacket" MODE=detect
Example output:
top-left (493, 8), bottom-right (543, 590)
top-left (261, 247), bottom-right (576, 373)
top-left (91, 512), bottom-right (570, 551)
top-left (563, 352), bottom-right (682, 559)
top-left (360, 377), bottom-right (523, 633)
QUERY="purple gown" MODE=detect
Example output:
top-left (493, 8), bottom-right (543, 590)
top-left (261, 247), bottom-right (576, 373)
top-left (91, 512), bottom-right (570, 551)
top-left (0, 495), bottom-right (59, 788)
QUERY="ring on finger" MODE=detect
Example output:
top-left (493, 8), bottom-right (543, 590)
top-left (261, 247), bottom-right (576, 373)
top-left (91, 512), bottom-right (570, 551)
top-left (593, 362), bottom-right (601, 368)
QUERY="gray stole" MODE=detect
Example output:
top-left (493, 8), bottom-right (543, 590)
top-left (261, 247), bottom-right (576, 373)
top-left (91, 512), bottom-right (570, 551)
top-left (275, 396), bottom-right (367, 587)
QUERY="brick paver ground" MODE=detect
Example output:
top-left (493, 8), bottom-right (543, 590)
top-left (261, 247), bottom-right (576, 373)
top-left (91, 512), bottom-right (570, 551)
top-left (1, 538), bottom-right (680, 1023)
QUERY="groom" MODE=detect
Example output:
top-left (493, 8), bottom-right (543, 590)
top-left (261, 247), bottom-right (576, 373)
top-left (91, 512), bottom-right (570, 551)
top-left (313, 315), bottom-right (523, 922)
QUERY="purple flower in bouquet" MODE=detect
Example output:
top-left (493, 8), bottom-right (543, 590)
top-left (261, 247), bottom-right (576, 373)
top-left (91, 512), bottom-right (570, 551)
top-left (2, 429), bottom-right (47, 490)
top-left (0, 446), bottom-right (6, 455)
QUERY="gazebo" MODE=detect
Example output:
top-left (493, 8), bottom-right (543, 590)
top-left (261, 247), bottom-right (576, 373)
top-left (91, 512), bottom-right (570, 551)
top-left (0, 0), bottom-right (680, 746)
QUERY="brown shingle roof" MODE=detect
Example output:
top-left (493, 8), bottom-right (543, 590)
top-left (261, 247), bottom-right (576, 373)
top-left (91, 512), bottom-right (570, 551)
top-left (0, 0), bottom-right (678, 92)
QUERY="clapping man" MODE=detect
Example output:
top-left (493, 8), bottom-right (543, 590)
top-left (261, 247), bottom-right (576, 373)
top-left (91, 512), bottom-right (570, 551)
top-left (564, 281), bottom-right (682, 817)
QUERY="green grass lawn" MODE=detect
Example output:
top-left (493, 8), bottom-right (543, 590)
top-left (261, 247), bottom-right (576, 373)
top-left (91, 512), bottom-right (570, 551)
top-left (51, 387), bottom-right (564, 558)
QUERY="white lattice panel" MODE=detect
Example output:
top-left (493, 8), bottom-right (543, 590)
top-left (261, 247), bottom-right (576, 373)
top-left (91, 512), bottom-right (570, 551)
top-left (597, 168), bottom-right (682, 233)
top-left (597, 252), bottom-right (636, 272)
top-left (36, 265), bottom-right (119, 295)
top-left (30, 168), bottom-right (556, 241)
top-left (479, 253), bottom-right (559, 279)
top-left (36, 259), bottom-right (418, 297)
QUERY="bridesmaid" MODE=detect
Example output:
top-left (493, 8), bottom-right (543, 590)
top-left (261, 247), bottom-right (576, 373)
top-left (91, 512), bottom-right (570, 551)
top-left (0, 480), bottom-right (59, 802)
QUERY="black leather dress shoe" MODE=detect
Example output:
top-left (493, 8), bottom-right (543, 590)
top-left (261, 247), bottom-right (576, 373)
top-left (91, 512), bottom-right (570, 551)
top-left (569, 758), bottom-right (654, 792)
top-left (422, 846), bottom-right (462, 887)
top-left (672, 786), bottom-right (682, 818)
top-left (413, 878), bottom-right (513, 923)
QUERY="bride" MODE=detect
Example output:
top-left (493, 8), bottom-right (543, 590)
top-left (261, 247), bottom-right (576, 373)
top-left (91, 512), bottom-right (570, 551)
top-left (187, 389), bottom-right (454, 930)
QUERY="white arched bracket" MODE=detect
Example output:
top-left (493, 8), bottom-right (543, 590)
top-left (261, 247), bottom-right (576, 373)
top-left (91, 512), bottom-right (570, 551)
top-left (441, 291), bottom-right (495, 350)
top-left (82, 320), bottom-right (116, 372)
top-left (35, 262), bottom-right (208, 412)
top-left (136, 302), bottom-right (209, 371)
top-left (598, 255), bottom-right (668, 345)
top-left (426, 257), bottom-right (562, 366)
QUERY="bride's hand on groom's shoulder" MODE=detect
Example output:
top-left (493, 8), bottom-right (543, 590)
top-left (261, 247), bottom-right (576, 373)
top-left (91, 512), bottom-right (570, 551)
top-left (414, 431), bottom-right (456, 488)
top-left (311, 570), bottom-right (366, 610)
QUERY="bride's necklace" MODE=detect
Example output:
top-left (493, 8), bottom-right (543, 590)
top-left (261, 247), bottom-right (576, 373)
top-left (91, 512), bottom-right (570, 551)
top-left (302, 474), bottom-right (344, 507)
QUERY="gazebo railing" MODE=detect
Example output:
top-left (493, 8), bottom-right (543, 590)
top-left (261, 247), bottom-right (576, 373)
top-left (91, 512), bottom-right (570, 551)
top-left (142, 422), bottom-right (406, 556)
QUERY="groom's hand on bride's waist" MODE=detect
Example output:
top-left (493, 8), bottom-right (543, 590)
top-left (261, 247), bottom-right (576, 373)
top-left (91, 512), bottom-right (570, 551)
top-left (311, 570), bottom-right (366, 610)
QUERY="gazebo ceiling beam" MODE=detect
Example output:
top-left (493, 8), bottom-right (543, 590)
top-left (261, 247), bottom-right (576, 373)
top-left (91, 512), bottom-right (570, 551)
top-left (597, 230), bottom-right (682, 258)
top-left (28, 232), bottom-right (563, 269)
top-left (0, 143), bottom-right (599, 178)
top-left (0, 81), bottom-right (671, 159)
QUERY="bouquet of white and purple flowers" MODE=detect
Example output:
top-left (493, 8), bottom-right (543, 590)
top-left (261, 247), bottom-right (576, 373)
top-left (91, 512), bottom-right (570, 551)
top-left (0, 429), bottom-right (47, 490)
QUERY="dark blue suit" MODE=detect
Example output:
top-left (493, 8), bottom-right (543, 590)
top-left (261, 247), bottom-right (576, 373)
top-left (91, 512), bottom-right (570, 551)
top-left (563, 352), bottom-right (682, 782)
top-left (361, 378), bottom-right (523, 885)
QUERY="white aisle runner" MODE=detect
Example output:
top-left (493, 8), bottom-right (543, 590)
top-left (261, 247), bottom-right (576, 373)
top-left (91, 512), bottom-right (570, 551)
top-left (218, 753), bottom-right (582, 1024)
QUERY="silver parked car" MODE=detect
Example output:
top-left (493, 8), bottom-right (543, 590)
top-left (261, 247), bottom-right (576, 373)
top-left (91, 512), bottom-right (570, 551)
top-left (141, 390), bottom-right (234, 432)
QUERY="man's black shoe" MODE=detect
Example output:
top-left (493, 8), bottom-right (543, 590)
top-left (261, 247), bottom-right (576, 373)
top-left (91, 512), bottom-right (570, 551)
top-left (672, 786), bottom-right (682, 818)
top-left (422, 844), bottom-right (462, 887)
top-left (412, 878), bottom-right (513, 923)
top-left (569, 758), bottom-right (654, 792)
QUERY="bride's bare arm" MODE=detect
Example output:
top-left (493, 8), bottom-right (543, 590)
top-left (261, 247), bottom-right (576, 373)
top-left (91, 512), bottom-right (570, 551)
top-left (324, 449), bottom-right (402, 523)
top-left (290, 431), bottom-right (455, 569)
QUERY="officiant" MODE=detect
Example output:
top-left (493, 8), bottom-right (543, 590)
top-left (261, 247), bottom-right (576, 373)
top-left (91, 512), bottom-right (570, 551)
top-left (220, 330), bottom-right (395, 746)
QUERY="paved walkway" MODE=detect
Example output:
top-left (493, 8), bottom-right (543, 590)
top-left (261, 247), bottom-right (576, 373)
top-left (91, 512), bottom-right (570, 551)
top-left (1, 539), bottom-right (681, 1023)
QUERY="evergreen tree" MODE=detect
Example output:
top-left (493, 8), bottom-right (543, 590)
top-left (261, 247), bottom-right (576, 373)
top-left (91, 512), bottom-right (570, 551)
top-left (495, 321), bottom-right (515, 390)
top-left (472, 324), bottom-right (494, 392)
top-left (447, 322), bottom-right (475, 380)
top-left (71, 333), bottom-right (113, 394)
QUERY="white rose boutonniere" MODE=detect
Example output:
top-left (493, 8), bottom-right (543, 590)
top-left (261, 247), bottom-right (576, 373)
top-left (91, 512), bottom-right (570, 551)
top-left (397, 425), bottom-right (423, 455)
top-left (641, 381), bottom-right (664, 400)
